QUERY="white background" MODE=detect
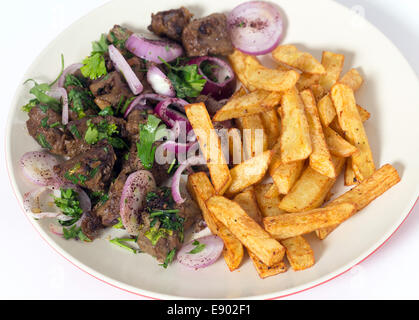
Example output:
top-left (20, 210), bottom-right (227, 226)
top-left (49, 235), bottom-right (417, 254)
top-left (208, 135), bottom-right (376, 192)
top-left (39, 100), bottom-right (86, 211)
top-left (0, 0), bottom-right (418, 300)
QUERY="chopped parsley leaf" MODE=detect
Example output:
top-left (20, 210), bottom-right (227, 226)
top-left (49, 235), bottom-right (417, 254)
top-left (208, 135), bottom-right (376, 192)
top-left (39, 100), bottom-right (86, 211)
top-left (160, 249), bottom-right (176, 269)
top-left (109, 237), bottom-right (139, 254)
top-left (69, 124), bottom-right (82, 139)
top-left (36, 133), bottom-right (52, 150)
top-left (81, 34), bottom-right (109, 80)
top-left (98, 106), bottom-right (114, 116)
top-left (54, 188), bottom-right (83, 226)
top-left (63, 225), bottom-right (91, 241)
top-left (188, 240), bottom-right (206, 254)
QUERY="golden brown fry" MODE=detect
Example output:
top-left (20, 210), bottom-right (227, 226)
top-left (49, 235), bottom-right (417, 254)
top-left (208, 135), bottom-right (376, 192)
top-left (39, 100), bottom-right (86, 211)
top-left (279, 156), bottom-right (346, 212)
top-left (331, 84), bottom-right (375, 181)
top-left (226, 150), bottom-right (272, 196)
top-left (339, 68), bottom-right (364, 92)
top-left (344, 157), bottom-right (358, 186)
top-left (281, 236), bottom-right (315, 271)
top-left (185, 103), bottom-right (232, 195)
top-left (187, 173), bottom-right (244, 271)
top-left (228, 50), bottom-right (257, 91)
top-left (228, 128), bottom-right (244, 165)
top-left (234, 187), bottom-right (263, 225)
top-left (260, 109), bottom-right (281, 150)
top-left (301, 90), bottom-right (336, 178)
top-left (264, 203), bottom-right (356, 240)
top-left (254, 183), bottom-right (286, 217)
top-left (310, 84), bottom-right (328, 102)
top-left (207, 196), bottom-right (285, 266)
top-left (296, 73), bottom-right (320, 91)
top-left (244, 55), bottom-right (300, 92)
top-left (324, 126), bottom-right (358, 158)
top-left (272, 45), bottom-right (326, 74)
top-left (248, 250), bottom-right (287, 278)
top-left (318, 95), bottom-right (336, 127)
top-left (236, 113), bottom-right (268, 159)
top-left (279, 88), bottom-right (312, 163)
top-left (319, 51), bottom-right (345, 91)
top-left (357, 105), bottom-right (371, 122)
top-left (316, 164), bottom-right (401, 239)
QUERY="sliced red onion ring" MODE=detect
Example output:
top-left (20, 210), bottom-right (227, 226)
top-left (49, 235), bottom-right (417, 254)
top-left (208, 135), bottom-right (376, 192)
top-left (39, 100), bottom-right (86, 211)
top-left (171, 156), bottom-right (205, 204)
top-left (20, 151), bottom-right (60, 186)
top-left (48, 87), bottom-right (69, 125)
top-left (57, 63), bottom-right (83, 88)
top-left (120, 170), bottom-right (156, 235)
top-left (126, 34), bottom-right (183, 64)
top-left (49, 223), bottom-right (64, 236)
top-left (177, 235), bottom-right (224, 269)
top-left (161, 141), bottom-right (198, 154)
top-left (188, 57), bottom-right (236, 100)
top-left (147, 65), bottom-right (175, 97)
top-left (228, 1), bottom-right (284, 55)
top-left (109, 44), bottom-right (143, 95)
top-left (124, 93), bottom-right (167, 118)
top-left (154, 98), bottom-right (192, 132)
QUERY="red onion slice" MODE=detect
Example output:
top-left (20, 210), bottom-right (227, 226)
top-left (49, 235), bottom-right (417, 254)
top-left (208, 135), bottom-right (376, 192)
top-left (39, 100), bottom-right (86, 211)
top-left (228, 1), bottom-right (284, 55)
top-left (49, 223), bottom-right (64, 236)
top-left (124, 93), bottom-right (167, 118)
top-left (48, 87), bottom-right (69, 125)
top-left (147, 65), bottom-right (175, 97)
top-left (177, 235), bottom-right (224, 269)
top-left (120, 170), bottom-right (156, 236)
top-left (171, 156), bottom-right (205, 204)
top-left (108, 44), bottom-right (143, 95)
top-left (161, 141), bottom-right (198, 154)
top-left (188, 57), bottom-right (236, 100)
top-left (57, 63), bottom-right (83, 88)
top-left (154, 98), bottom-right (192, 132)
top-left (20, 151), bottom-right (60, 186)
top-left (126, 34), bottom-right (183, 64)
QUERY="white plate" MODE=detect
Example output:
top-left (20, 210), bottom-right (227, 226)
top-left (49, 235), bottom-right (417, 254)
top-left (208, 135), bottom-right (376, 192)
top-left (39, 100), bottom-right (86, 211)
top-left (5, 0), bottom-right (419, 299)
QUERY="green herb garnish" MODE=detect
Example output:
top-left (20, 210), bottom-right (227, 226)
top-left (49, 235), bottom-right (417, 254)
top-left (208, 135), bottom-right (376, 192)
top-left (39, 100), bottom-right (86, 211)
top-left (112, 217), bottom-right (124, 229)
top-left (188, 240), bottom-right (206, 254)
top-left (54, 188), bottom-right (84, 226)
top-left (36, 133), bottom-right (52, 150)
top-left (69, 124), bottom-right (82, 139)
top-left (81, 34), bottom-right (109, 80)
top-left (160, 249), bottom-right (176, 269)
top-left (109, 238), bottom-right (139, 254)
top-left (98, 106), bottom-right (114, 116)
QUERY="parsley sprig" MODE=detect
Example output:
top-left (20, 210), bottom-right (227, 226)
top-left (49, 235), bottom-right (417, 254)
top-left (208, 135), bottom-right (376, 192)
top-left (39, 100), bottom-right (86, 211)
top-left (54, 188), bottom-right (83, 226)
top-left (160, 249), bottom-right (176, 269)
top-left (81, 34), bottom-right (109, 80)
top-left (188, 240), bottom-right (206, 254)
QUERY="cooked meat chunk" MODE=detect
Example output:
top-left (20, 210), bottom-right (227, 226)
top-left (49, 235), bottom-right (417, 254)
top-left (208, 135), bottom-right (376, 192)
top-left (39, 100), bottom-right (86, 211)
top-left (107, 25), bottom-right (133, 51)
top-left (195, 95), bottom-right (223, 116)
top-left (148, 7), bottom-right (193, 42)
top-left (81, 211), bottom-right (103, 240)
top-left (26, 105), bottom-right (71, 156)
top-left (54, 141), bottom-right (116, 192)
top-left (89, 71), bottom-right (133, 110)
top-left (136, 187), bottom-right (201, 262)
top-left (126, 109), bottom-right (151, 137)
top-left (182, 13), bottom-right (234, 57)
top-left (151, 140), bottom-right (171, 185)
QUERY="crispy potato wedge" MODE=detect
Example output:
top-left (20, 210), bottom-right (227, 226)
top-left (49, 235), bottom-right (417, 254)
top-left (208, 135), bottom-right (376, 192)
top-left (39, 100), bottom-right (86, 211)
top-left (187, 173), bottom-right (244, 271)
top-left (279, 88), bottom-right (312, 163)
top-left (228, 128), bottom-right (244, 165)
top-left (236, 113), bottom-right (268, 159)
top-left (213, 90), bottom-right (273, 122)
top-left (310, 84), bottom-right (328, 102)
top-left (344, 157), bottom-right (358, 186)
top-left (318, 95), bottom-right (336, 127)
top-left (281, 236), bottom-right (315, 271)
top-left (331, 84), bottom-right (375, 181)
top-left (296, 73), bottom-right (320, 91)
top-left (357, 105), bottom-right (371, 122)
top-left (254, 183), bottom-right (286, 217)
top-left (207, 196), bottom-right (285, 266)
top-left (264, 203), bottom-right (356, 240)
top-left (279, 156), bottom-right (346, 212)
top-left (264, 183), bottom-right (280, 199)
top-left (324, 126), bottom-right (358, 157)
top-left (226, 150), bottom-right (272, 196)
top-left (272, 45), bottom-right (326, 74)
top-left (316, 164), bottom-right (401, 239)
top-left (234, 187), bottom-right (263, 225)
top-left (248, 250), bottom-right (287, 278)
top-left (185, 103), bottom-right (232, 194)
top-left (228, 50), bottom-right (257, 91)
top-left (301, 90), bottom-right (336, 178)
top-left (244, 55), bottom-right (300, 92)
top-left (339, 68), bottom-right (364, 92)
top-left (260, 109), bottom-right (281, 150)
top-left (319, 51), bottom-right (345, 91)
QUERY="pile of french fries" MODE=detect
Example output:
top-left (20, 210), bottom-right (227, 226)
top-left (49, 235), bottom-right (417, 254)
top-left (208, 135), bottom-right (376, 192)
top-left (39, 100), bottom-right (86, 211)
top-left (184, 45), bottom-right (401, 278)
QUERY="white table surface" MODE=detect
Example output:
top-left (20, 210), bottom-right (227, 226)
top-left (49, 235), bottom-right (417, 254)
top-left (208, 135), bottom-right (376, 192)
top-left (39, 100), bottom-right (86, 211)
top-left (1, 0), bottom-right (418, 300)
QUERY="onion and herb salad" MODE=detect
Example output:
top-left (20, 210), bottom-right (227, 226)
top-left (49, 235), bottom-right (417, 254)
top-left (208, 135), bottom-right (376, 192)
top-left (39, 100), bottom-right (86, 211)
top-left (18, 1), bottom-right (284, 270)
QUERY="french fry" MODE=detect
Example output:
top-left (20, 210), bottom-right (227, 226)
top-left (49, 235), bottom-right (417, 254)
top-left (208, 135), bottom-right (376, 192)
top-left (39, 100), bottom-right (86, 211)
top-left (319, 51), bottom-right (345, 91)
top-left (263, 203), bottom-right (356, 240)
top-left (339, 68), bottom-right (364, 92)
top-left (254, 183), bottom-right (286, 217)
top-left (236, 113), bottom-right (268, 159)
top-left (248, 250), bottom-right (287, 278)
top-left (318, 95), bottom-right (336, 127)
top-left (264, 183), bottom-right (280, 199)
top-left (185, 103), bottom-right (232, 194)
top-left (331, 84), bottom-right (375, 181)
top-left (234, 187), bottom-right (263, 225)
top-left (344, 157), bottom-right (357, 186)
top-left (296, 73), bottom-right (320, 91)
top-left (357, 105), bottom-right (371, 122)
top-left (207, 196), bottom-right (285, 266)
top-left (270, 142), bottom-right (304, 194)
top-left (213, 90), bottom-right (274, 122)
top-left (279, 88), bottom-right (312, 163)
top-left (226, 150), bottom-right (272, 196)
top-left (279, 156), bottom-right (346, 212)
top-left (272, 45), bottom-right (326, 74)
top-left (281, 236), bottom-right (315, 271)
top-left (260, 109), bottom-right (281, 149)
top-left (244, 55), bottom-right (300, 92)
top-left (324, 126), bottom-right (358, 158)
top-left (301, 89), bottom-right (336, 178)
top-left (187, 172), bottom-right (244, 271)
top-left (228, 128), bottom-right (244, 165)
top-left (310, 84), bottom-right (328, 102)
top-left (228, 50), bottom-right (257, 91)
top-left (316, 164), bottom-right (401, 239)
